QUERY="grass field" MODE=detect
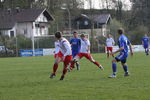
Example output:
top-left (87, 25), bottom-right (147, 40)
top-left (0, 52), bottom-right (150, 100)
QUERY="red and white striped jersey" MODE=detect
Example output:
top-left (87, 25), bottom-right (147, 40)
top-left (80, 39), bottom-right (90, 53)
top-left (59, 37), bottom-right (72, 56)
top-left (54, 41), bottom-right (60, 54)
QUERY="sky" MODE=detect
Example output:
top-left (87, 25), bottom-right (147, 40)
top-left (84, 0), bottom-right (132, 10)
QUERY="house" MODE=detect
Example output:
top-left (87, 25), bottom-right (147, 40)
top-left (0, 8), bottom-right (54, 38)
top-left (64, 14), bottom-right (111, 37)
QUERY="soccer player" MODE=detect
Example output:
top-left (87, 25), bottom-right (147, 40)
top-left (50, 40), bottom-right (63, 79)
top-left (50, 31), bottom-right (72, 80)
top-left (106, 34), bottom-right (115, 58)
top-left (70, 34), bottom-right (104, 70)
top-left (142, 34), bottom-right (149, 55)
top-left (70, 31), bottom-right (81, 70)
top-left (108, 29), bottom-right (133, 78)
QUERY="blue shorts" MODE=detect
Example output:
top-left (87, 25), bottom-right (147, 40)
top-left (144, 45), bottom-right (148, 49)
top-left (115, 52), bottom-right (128, 63)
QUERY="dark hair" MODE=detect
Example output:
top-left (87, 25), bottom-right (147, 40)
top-left (73, 31), bottom-right (77, 34)
top-left (118, 29), bottom-right (124, 34)
top-left (80, 33), bottom-right (85, 37)
top-left (55, 31), bottom-right (62, 39)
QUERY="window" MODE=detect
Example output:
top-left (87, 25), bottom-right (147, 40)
top-left (84, 20), bottom-right (89, 25)
top-left (24, 29), bottom-right (27, 35)
top-left (10, 31), bottom-right (14, 37)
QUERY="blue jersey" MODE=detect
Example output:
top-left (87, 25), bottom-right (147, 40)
top-left (142, 37), bottom-right (149, 46)
top-left (70, 38), bottom-right (81, 57)
top-left (118, 34), bottom-right (131, 55)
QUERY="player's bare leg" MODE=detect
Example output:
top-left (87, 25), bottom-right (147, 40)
top-left (107, 52), bottom-right (109, 58)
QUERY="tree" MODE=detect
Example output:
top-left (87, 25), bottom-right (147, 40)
top-left (109, 18), bottom-right (124, 42)
top-left (130, 0), bottom-right (150, 29)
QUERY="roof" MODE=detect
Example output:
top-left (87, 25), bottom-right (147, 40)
top-left (76, 14), bottom-right (111, 24)
top-left (0, 8), bottom-right (54, 29)
top-left (92, 14), bottom-right (111, 24)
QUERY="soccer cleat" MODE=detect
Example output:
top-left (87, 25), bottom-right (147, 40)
top-left (146, 53), bottom-right (149, 56)
top-left (76, 62), bottom-right (80, 70)
top-left (108, 74), bottom-right (116, 78)
top-left (50, 74), bottom-right (56, 79)
top-left (99, 65), bottom-right (104, 70)
top-left (60, 76), bottom-right (64, 80)
top-left (124, 72), bottom-right (130, 77)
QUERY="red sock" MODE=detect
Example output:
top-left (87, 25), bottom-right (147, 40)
top-left (53, 63), bottom-right (58, 74)
top-left (70, 61), bottom-right (75, 69)
top-left (93, 61), bottom-right (100, 67)
top-left (62, 68), bottom-right (67, 76)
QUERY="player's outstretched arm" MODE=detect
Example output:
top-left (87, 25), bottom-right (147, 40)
top-left (129, 44), bottom-right (133, 56)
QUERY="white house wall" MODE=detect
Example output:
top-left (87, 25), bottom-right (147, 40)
top-left (0, 26), bottom-right (16, 37)
top-left (16, 22), bottom-right (33, 38)
top-left (34, 13), bottom-right (49, 37)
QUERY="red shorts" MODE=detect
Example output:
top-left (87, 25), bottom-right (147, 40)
top-left (54, 51), bottom-right (63, 59)
top-left (107, 47), bottom-right (113, 52)
top-left (77, 53), bottom-right (92, 60)
top-left (64, 55), bottom-right (72, 67)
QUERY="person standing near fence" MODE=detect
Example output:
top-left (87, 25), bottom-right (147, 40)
top-left (106, 34), bottom-right (115, 58)
top-left (142, 34), bottom-right (149, 56)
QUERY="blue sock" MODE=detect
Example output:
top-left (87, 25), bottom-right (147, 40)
top-left (145, 49), bottom-right (147, 54)
top-left (147, 49), bottom-right (149, 54)
top-left (123, 65), bottom-right (128, 73)
top-left (112, 62), bottom-right (117, 75)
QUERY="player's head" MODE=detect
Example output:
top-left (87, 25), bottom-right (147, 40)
top-left (117, 28), bottom-right (124, 35)
top-left (145, 34), bottom-right (148, 37)
top-left (107, 34), bottom-right (111, 38)
top-left (80, 33), bottom-right (85, 40)
top-left (73, 31), bottom-right (78, 38)
top-left (55, 31), bottom-right (62, 39)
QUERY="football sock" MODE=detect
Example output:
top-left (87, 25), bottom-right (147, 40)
top-left (62, 67), bottom-right (67, 76)
top-left (147, 49), bottom-right (149, 54)
top-left (70, 60), bottom-right (75, 68)
top-left (123, 65), bottom-right (128, 73)
top-left (112, 62), bottom-right (117, 75)
top-left (53, 63), bottom-right (58, 74)
top-left (93, 61), bottom-right (100, 67)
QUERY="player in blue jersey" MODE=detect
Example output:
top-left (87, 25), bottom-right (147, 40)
top-left (70, 31), bottom-right (81, 70)
top-left (108, 29), bottom-right (133, 78)
top-left (142, 34), bottom-right (149, 55)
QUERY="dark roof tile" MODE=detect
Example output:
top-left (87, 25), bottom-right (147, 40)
top-left (0, 8), bottom-right (54, 29)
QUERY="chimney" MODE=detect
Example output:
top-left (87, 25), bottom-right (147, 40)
top-left (16, 7), bottom-right (20, 13)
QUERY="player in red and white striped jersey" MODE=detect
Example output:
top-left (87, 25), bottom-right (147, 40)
top-left (50, 31), bottom-right (72, 80)
top-left (50, 41), bottom-right (63, 79)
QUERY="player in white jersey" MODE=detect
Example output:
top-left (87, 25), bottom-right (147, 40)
top-left (50, 31), bottom-right (72, 80)
top-left (106, 34), bottom-right (115, 58)
top-left (50, 41), bottom-right (64, 79)
top-left (70, 34), bottom-right (104, 70)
